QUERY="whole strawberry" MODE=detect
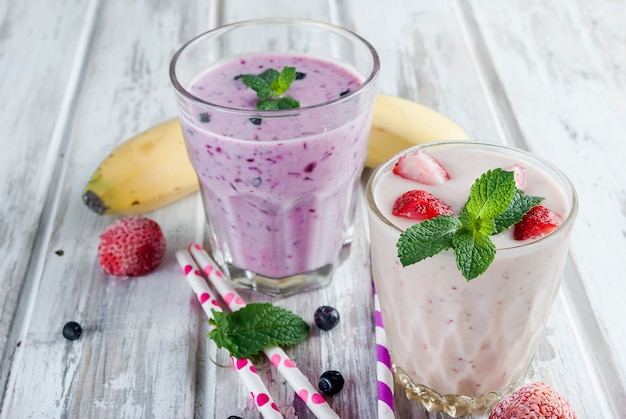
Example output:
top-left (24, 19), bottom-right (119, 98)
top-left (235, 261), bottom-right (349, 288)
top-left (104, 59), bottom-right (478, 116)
top-left (489, 382), bottom-right (577, 419)
top-left (98, 215), bottom-right (166, 276)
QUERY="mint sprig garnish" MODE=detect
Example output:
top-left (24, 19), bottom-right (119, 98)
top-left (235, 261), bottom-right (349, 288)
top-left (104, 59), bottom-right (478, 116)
top-left (239, 67), bottom-right (301, 111)
top-left (397, 168), bottom-right (543, 281)
top-left (209, 302), bottom-right (309, 359)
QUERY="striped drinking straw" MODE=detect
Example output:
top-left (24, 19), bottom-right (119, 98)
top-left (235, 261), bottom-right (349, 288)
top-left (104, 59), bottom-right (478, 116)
top-left (373, 282), bottom-right (395, 418)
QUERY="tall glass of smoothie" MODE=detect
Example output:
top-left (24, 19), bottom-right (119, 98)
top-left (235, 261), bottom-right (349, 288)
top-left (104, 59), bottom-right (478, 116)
top-left (170, 19), bottom-right (379, 295)
top-left (366, 141), bottom-right (578, 416)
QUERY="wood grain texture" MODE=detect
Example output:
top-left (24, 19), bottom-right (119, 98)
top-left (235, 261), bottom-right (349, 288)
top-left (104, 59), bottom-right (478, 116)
top-left (0, 0), bottom-right (91, 387)
top-left (0, 0), bottom-right (623, 417)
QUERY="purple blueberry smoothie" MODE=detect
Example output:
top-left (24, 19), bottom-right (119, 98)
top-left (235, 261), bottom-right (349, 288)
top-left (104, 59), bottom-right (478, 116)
top-left (178, 53), bottom-right (374, 282)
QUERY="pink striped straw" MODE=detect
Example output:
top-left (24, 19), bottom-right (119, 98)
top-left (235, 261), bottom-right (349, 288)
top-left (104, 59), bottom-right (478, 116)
top-left (188, 243), bottom-right (341, 419)
top-left (373, 283), bottom-right (395, 418)
top-left (175, 250), bottom-right (283, 419)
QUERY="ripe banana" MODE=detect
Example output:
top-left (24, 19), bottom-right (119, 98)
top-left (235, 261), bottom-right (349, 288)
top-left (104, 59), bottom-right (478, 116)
top-left (82, 94), bottom-right (469, 215)
top-left (82, 119), bottom-right (198, 215)
top-left (365, 94), bottom-right (469, 167)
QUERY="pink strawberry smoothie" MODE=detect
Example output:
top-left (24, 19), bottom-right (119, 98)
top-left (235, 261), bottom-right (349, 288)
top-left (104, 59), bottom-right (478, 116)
top-left (178, 53), bottom-right (373, 279)
top-left (367, 142), bottom-right (577, 400)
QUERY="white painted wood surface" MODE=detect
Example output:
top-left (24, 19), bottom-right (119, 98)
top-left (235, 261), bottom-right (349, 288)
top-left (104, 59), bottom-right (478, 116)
top-left (1, 0), bottom-right (624, 417)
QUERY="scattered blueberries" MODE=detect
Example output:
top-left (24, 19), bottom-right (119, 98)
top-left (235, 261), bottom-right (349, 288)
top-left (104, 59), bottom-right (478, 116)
top-left (248, 117), bottom-right (262, 126)
top-left (314, 306), bottom-right (340, 331)
top-left (318, 370), bottom-right (344, 395)
top-left (62, 321), bottom-right (82, 341)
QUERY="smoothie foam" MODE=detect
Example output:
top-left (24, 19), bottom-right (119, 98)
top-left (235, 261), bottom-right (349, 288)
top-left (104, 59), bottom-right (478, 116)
top-left (367, 142), bottom-right (576, 399)
top-left (179, 53), bottom-right (371, 279)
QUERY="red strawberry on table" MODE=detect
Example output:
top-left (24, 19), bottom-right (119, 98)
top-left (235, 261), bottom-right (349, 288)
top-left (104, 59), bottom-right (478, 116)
top-left (98, 215), bottom-right (166, 276)
top-left (393, 149), bottom-right (450, 185)
top-left (489, 381), bottom-right (577, 419)
top-left (392, 190), bottom-right (454, 220)
top-left (513, 205), bottom-right (562, 240)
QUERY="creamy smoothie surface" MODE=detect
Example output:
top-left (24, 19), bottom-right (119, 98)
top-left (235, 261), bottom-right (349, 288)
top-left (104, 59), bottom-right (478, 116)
top-left (369, 145), bottom-right (573, 397)
top-left (179, 53), bottom-right (370, 278)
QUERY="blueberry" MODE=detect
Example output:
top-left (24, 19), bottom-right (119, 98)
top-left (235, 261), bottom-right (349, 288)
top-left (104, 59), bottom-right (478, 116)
top-left (339, 89), bottom-right (351, 97)
top-left (226, 416), bottom-right (242, 419)
top-left (62, 321), bottom-right (82, 341)
top-left (295, 72), bottom-right (306, 80)
top-left (319, 370), bottom-right (344, 395)
top-left (199, 112), bottom-right (211, 123)
top-left (249, 117), bottom-right (262, 125)
top-left (314, 306), bottom-right (340, 331)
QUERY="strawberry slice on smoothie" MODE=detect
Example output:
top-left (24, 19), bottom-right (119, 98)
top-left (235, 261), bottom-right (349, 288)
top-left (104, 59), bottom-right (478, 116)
top-left (392, 149), bottom-right (450, 185)
top-left (392, 190), bottom-right (453, 220)
top-left (504, 164), bottom-right (527, 190)
top-left (513, 205), bottom-right (562, 240)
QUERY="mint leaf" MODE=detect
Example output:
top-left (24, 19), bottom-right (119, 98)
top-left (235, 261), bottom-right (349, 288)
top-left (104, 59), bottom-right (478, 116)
top-left (258, 68), bottom-right (280, 85)
top-left (239, 74), bottom-right (272, 100)
top-left (209, 303), bottom-right (309, 359)
top-left (273, 67), bottom-right (297, 96)
top-left (464, 169), bottom-right (516, 221)
top-left (238, 66), bottom-right (301, 110)
top-left (397, 216), bottom-right (461, 266)
top-left (493, 189), bottom-right (543, 233)
top-left (277, 97), bottom-right (300, 109)
top-left (257, 99), bottom-right (280, 111)
top-left (394, 166), bottom-right (543, 282)
top-left (452, 228), bottom-right (496, 280)
top-left (458, 206), bottom-right (497, 237)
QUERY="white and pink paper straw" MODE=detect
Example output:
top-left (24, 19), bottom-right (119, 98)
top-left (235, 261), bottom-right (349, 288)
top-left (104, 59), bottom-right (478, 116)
top-left (188, 243), bottom-right (341, 419)
top-left (373, 283), bottom-right (395, 418)
top-left (175, 250), bottom-right (283, 419)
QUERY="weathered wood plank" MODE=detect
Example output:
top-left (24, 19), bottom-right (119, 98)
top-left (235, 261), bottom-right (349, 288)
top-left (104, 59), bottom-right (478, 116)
top-left (0, 0), bottom-right (92, 398)
top-left (1, 0), bottom-right (211, 416)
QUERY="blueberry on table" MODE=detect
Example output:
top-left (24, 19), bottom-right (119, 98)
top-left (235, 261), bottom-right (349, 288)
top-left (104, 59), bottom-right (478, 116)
top-left (314, 306), bottom-right (340, 331)
top-left (319, 370), bottom-right (344, 395)
top-left (62, 321), bottom-right (82, 341)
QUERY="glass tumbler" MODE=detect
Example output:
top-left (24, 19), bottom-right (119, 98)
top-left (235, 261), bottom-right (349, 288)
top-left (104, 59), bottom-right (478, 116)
top-left (170, 18), bottom-right (379, 295)
top-left (366, 141), bottom-right (578, 416)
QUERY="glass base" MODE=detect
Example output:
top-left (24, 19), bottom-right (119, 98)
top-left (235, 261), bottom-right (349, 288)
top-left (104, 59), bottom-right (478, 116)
top-left (394, 366), bottom-right (513, 417)
top-left (227, 263), bottom-right (333, 296)
top-left (217, 241), bottom-right (352, 297)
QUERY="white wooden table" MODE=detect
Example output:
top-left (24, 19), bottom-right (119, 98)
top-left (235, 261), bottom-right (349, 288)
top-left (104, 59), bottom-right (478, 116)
top-left (1, 1), bottom-right (625, 417)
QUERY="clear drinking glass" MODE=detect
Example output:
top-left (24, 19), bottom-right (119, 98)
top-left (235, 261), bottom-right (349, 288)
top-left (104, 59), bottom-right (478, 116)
top-left (366, 141), bottom-right (578, 416)
top-left (170, 19), bottom-right (379, 295)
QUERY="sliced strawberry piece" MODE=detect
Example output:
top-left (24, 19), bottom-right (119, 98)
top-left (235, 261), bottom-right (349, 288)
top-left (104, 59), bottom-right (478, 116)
top-left (392, 190), bottom-right (454, 220)
top-left (504, 164), bottom-right (527, 190)
top-left (513, 205), bottom-right (562, 240)
top-left (392, 150), bottom-right (450, 185)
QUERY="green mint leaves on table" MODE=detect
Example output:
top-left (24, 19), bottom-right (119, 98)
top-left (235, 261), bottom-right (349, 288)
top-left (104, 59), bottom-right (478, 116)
top-left (397, 168), bottom-right (543, 281)
top-left (239, 67), bottom-right (301, 111)
top-left (209, 302), bottom-right (309, 359)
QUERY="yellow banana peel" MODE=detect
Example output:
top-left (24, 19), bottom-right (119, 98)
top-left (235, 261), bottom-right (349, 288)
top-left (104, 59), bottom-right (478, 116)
top-left (82, 94), bottom-right (469, 215)
top-left (82, 119), bottom-right (198, 215)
